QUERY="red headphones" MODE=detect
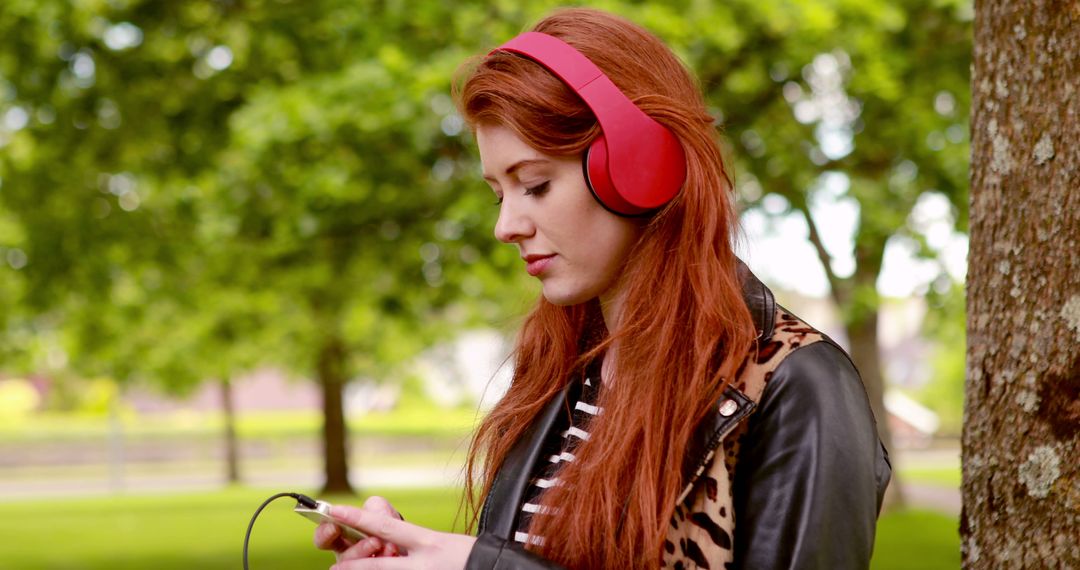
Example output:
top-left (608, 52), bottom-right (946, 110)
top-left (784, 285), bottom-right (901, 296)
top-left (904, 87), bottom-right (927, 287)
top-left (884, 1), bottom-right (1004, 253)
top-left (492, 32), bottom-right (687, 216)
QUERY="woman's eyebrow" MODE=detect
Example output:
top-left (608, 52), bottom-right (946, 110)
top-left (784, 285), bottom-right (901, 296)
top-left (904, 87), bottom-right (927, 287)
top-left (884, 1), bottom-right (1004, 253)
top-left (482, 158), bottom-right (549, 182)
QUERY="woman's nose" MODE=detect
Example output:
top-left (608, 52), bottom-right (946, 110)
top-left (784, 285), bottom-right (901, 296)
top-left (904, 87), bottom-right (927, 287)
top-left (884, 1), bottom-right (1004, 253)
top-left (493, 198), bottom-right (534, 244)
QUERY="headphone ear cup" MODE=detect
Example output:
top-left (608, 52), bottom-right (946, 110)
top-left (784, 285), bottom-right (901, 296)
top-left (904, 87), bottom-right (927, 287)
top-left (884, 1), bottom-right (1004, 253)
top-left (583, 135), bottom-right (640, 216)
top-left (583, 136), bottom-right (608, 203)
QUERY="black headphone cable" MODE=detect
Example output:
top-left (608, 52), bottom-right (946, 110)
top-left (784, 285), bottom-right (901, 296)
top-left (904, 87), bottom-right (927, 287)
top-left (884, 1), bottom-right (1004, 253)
top-left (243, 491), bottom-right (319, 570)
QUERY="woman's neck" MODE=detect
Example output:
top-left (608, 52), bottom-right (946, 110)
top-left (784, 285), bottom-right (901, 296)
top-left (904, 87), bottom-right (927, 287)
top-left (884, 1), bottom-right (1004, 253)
top-left (598, 288), bottom-right (626, 386)
top-left (598, 285), bottom-right (626, 334)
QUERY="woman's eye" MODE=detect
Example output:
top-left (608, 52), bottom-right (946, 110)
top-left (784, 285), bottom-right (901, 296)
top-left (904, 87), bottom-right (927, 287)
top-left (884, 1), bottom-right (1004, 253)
top-left (524, 181), bottom-right (550, 196)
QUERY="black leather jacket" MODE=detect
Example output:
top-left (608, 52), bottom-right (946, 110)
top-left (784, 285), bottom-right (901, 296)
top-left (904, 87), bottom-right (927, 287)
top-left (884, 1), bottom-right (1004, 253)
top-left (466, 270), bottom-right (892, 569)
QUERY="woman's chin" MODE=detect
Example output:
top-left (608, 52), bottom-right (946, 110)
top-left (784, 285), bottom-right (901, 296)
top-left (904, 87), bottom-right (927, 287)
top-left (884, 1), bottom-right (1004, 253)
top-left (540, 284), bottom-right (593, 307)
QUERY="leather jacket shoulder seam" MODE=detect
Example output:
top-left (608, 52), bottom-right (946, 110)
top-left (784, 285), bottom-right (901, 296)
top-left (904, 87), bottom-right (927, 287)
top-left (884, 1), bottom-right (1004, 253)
top-left (755, 339), bottom-right (861, 408)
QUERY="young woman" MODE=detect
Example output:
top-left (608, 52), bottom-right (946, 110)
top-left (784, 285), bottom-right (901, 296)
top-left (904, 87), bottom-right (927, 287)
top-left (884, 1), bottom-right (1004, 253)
top-left (314, 8), bottom-right (890, 569)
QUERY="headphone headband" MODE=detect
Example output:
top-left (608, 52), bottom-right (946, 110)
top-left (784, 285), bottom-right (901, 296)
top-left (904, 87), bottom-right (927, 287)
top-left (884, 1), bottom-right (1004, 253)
top-left (492, 32), bottom-right (686, 215)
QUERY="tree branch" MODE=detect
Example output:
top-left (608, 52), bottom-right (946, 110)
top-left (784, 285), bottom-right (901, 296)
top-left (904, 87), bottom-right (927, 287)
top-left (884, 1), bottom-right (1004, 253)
top-left (793, 199), bottom-right (846, 308)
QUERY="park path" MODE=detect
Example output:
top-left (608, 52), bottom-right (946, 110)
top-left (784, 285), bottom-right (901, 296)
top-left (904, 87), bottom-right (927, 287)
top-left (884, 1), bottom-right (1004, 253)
top-left (894, 446), bottom-right (962, 516)
top-left (903, 483), bottom-right (961, 516)
top-left (1, 468), bottom-right (961, 518)
top-left (1, 446), bottom-right (962, 517)
top-left (0, 465), bottom-right (462, 502)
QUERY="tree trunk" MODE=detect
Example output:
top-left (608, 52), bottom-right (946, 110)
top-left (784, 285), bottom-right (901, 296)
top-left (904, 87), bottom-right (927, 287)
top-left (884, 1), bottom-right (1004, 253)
top-left (798, 198), bottom-right (905, 508)
top-left (838, 238), bottom-right (904, 510)
top-left (107, 395), bottom-right (126, 493)
top-left (318, 334), bottom-right (354, 495)
top-left (220, 377), bottom-right (241, 485)
top-left (845, 309), bottom-right (905, 508)
top-left (963, 1), bottom-right (1079, 567)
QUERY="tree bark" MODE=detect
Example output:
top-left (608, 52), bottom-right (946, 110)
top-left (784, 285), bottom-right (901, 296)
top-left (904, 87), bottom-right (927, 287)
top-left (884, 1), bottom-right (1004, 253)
top-left (963, 1), bottom-right (1079, 567)
top-left (220, 377), bottom-right (241, 485)
top-left (318, 333), bottom-right (354, 495)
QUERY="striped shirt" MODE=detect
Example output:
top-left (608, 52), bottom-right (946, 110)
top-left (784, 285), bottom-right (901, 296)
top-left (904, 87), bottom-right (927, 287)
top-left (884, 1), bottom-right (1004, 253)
top-left (514, 367), bottom-right (604, 547)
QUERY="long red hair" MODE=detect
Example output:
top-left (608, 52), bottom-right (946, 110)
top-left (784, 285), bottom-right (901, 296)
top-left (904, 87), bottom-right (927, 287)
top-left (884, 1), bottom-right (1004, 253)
top-left (455, 8), bottom-right (755, 568)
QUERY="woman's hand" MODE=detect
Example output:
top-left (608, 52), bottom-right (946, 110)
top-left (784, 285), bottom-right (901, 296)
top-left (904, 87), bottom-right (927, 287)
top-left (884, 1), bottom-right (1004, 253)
top-left (313, 496), bottom-right (405, 560)
top-left (325, 503), bottom-right (477, 570)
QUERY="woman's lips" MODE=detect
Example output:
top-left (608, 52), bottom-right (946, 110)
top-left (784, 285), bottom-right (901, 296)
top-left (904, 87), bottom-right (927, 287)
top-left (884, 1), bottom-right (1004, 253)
top-left (524, 254), bottom-right (555, 276)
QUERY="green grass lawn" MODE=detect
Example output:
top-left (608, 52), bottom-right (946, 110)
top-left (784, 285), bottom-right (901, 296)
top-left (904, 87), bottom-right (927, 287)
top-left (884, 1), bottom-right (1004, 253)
top-left (0, 487), bottom-right (957, 569)
top-left (0, 487), bottom-right (466, 569)
top-left (872, 509), bottom-right (960, 570)
top-left (879, 465), bottom-right (961, 569)
top-left (900, 465), bottom-right (962, 488)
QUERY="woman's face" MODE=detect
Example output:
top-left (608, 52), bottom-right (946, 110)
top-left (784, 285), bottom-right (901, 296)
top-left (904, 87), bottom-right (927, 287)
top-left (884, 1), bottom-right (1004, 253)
top-left (476, 123), bottom-right (642, 306)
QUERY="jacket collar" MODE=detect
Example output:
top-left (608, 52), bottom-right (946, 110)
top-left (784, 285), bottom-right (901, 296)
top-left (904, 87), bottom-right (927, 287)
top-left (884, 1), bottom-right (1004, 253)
top-left (678, 261), bottom-right (774, 496)
top-left (738, 259), bottom-right (776, 345)
top-left (478, 386), bottom-right (570, 538)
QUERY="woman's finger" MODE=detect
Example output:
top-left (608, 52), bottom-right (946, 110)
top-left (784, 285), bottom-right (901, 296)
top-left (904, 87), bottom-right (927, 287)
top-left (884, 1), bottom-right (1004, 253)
top-left (314, 522), bottom-right (354, 552)
top-left (329, 506), bottom-right (422, 548)
top-left (361, 495), bottom-right (400, 517)
top-left (377, 541), bottom-right (402, 557)
top-left (316, 521), bottom-right (370, 556)
top-left (314, 522), bottom-right (339, 549)
top-left (336, 536), bottom-right (388, 562)
top-left (359, 496), bottom-right (405, 553)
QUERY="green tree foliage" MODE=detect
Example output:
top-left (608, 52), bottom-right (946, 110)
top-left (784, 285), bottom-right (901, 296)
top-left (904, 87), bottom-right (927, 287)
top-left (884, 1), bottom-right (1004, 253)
top-left (0, 0), bottom-right (535, 492)
top-left (0, 204), bottom-right (26, 365)
top-left (1, 0), bottom-right (970, 495)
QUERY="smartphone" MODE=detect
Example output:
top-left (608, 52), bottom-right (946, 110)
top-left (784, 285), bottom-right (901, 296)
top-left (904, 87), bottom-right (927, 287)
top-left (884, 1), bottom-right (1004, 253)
top-left (294, 499), bottom-right (367, 543)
